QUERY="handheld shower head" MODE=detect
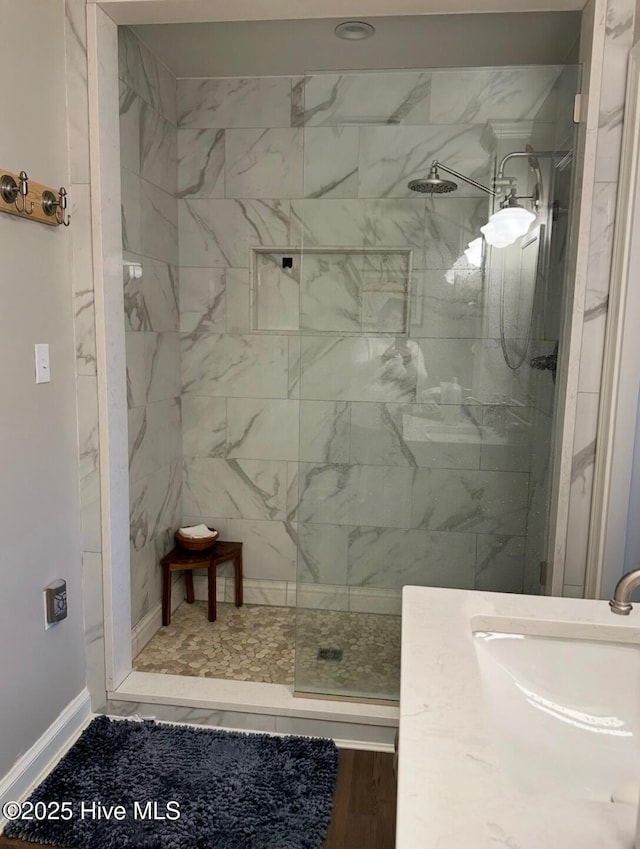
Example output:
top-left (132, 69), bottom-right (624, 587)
top-left (408, 164), bottom-right (457, 194)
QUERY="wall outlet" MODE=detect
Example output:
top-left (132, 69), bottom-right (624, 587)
top-left (44, 579), bottom-right (67, 629)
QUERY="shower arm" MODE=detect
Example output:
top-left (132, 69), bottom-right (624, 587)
top-left (495, 149), bottom-right (571, 192)
top-left (432, 160), bottom-right (496, 197)
top-left (435, 148), bottom-right (571, 199)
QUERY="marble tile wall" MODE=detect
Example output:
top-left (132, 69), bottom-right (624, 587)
top-left (177, 67), bottom-right (565, 607)
top-left (564, 0), bottom-right (636, 597)
top-left (119, 27), bottom-right (182, 630)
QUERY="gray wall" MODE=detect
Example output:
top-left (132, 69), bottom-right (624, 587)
top-left (0, 0), bottom-right (86, 777)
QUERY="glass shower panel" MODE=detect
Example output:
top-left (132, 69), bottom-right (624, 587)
top-left (293, 67), bottom-right (579, 701)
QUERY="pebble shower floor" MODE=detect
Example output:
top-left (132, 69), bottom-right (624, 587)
top-left (134, 601), bottom-right (401, 698)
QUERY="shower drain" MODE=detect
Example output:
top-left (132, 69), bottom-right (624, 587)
top-left (317, 648), bottom-right (343, 662)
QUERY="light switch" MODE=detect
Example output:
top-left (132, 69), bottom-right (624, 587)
top-left (34, 343), bottom-right (50, 384)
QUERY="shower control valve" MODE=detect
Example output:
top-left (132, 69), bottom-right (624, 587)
top-left (530, 353), bottom-right (557, 371)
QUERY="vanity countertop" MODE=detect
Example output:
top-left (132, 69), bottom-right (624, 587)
top-left (396, 586), bottom-right (639, 849)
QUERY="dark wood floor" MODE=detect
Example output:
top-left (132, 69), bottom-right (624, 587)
top-left (0, 749), bottom-right (396, 849)
top-left (323, 749), bottom-right (397, 849)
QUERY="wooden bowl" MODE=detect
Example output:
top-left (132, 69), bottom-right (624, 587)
top-left (175, 527), bottom-right (219, 552)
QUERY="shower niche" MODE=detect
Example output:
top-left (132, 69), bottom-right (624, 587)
top-left (250, 247), bottom-right (413, 335)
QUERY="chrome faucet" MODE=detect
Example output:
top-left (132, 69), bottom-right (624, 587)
top-left (609, 568), bottom-right (640, 615)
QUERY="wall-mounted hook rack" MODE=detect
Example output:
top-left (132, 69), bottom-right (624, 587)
top-left (42, 187), bottom-right (71, 226)
top-left (0, 167), bottom-right (70, 227)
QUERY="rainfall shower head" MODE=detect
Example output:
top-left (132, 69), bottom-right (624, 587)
top-left (408, 163), bottom-right (457, 194)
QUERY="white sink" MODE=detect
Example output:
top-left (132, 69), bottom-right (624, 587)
top-left (396, 588), bottom-right (640, 849)
top-left (472, 618), bottom-right (640, 801)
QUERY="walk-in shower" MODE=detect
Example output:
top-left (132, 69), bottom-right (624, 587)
top-left (118, 19), bottom-right (581, 703)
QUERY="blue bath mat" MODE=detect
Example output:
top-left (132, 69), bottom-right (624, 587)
top-left (4, 715), bottom-right (338, 849)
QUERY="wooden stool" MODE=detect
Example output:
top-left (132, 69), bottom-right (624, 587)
top-left (160, 540), bottom-right (243, 626)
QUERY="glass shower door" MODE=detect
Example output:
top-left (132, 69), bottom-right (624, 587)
top-left (292, 66), bottom-right (578, 701)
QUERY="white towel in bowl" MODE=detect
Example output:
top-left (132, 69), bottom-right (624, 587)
top-left (178, 524), bottom-right (217, 539)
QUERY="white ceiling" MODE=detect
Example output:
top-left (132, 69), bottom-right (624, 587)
top-left (100, 0), bottom-right (586, 26)
top-left (131, 12), bottom-right (581, 78)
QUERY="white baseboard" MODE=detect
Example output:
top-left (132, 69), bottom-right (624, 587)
top-left (0, 689), bottom-right (92, 828)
